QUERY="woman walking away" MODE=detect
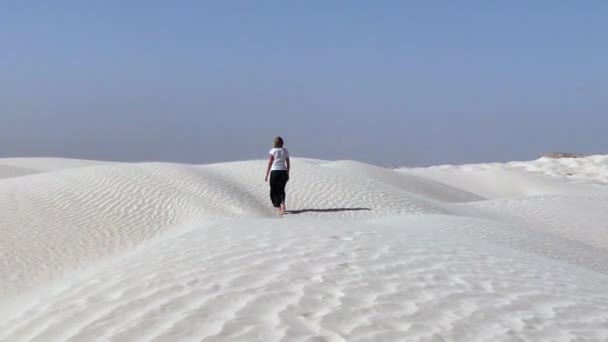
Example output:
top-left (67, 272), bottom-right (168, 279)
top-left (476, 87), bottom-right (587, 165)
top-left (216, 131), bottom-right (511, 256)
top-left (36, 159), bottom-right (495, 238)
top-left (265, 136), bottom-right (290, 216)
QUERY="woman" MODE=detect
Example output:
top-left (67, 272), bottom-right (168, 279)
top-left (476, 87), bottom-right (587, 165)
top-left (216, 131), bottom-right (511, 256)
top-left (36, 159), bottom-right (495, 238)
top-left (265, 136), bottom-right (290, 216)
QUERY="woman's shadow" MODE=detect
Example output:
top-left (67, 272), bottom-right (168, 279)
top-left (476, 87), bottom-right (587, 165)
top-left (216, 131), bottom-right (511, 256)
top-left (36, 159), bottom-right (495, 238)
top-left (285, 208), bottom-right (371, 215)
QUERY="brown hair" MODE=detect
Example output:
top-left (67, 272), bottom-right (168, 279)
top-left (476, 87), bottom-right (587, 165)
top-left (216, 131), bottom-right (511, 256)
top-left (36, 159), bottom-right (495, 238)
top-left (273, 136), bottom-right (284, 148)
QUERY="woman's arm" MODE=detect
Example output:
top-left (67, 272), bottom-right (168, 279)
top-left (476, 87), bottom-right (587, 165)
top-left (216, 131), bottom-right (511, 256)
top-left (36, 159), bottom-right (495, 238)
top-left (265, 155), bottom-right (274, 181)
top-left (286, 157), bottom-right (290, 173)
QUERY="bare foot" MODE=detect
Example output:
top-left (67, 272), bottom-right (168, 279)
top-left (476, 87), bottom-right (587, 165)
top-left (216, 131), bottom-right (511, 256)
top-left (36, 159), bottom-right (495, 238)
top-left (280, 202), bottom-right (286, 215)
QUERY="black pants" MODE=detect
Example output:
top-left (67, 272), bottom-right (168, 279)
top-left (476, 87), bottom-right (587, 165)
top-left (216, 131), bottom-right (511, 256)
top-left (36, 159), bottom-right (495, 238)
top-left (269, 170), bottom-right (289, 208)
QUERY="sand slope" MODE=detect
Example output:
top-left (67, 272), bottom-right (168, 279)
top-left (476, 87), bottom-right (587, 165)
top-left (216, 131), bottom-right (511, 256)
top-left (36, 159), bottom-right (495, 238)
top-left (1, 156), bottom-right (607, 341)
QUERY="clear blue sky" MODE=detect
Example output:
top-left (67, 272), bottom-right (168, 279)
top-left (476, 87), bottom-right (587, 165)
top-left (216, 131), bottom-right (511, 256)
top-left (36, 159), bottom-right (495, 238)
top-left (1, 1), bottom-right (606, 166)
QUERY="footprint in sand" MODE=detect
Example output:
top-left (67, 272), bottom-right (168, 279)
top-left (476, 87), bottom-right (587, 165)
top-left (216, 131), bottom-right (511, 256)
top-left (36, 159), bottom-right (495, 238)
top-left (330, 235), bottom-right (354, 241)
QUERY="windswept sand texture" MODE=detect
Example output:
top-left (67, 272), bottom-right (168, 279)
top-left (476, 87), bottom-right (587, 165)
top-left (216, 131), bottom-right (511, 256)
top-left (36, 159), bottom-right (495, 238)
top-left (1, 156), bottom-right (607, 341)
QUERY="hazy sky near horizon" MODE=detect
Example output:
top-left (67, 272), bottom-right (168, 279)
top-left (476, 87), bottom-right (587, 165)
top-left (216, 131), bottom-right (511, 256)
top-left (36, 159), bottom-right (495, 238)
top-left (2, 1), bottom-right (607, 166)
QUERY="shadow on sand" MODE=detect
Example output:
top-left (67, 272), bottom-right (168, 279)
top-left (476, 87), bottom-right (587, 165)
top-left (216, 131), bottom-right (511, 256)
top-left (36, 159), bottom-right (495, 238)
top-left (285, 208), bottom-right (372, 215)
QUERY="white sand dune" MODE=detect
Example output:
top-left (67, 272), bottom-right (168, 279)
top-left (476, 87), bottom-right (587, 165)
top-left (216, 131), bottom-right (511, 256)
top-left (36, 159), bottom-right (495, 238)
top-left (1, 156), bottom-right (607, 341)
top-left (0, 166), bottom-right (41, 180)
top-left (509, 155), bottom-right (608, 185)
top-left (0, 158), bottom-right (119, 172)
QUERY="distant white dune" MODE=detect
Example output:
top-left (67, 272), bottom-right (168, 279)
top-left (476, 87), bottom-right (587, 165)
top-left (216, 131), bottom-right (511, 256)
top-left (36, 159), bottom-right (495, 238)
top-left (0, 165), bottom-right (40, 180)
top-left (0, 157), bottom-right (120, 172)
top-left (1, 156), bottom-right (607, 341)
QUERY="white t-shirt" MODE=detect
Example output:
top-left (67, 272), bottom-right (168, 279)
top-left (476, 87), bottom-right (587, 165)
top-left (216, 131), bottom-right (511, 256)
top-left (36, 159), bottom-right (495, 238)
top-left (269, 148), bottom-right (289, 171)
